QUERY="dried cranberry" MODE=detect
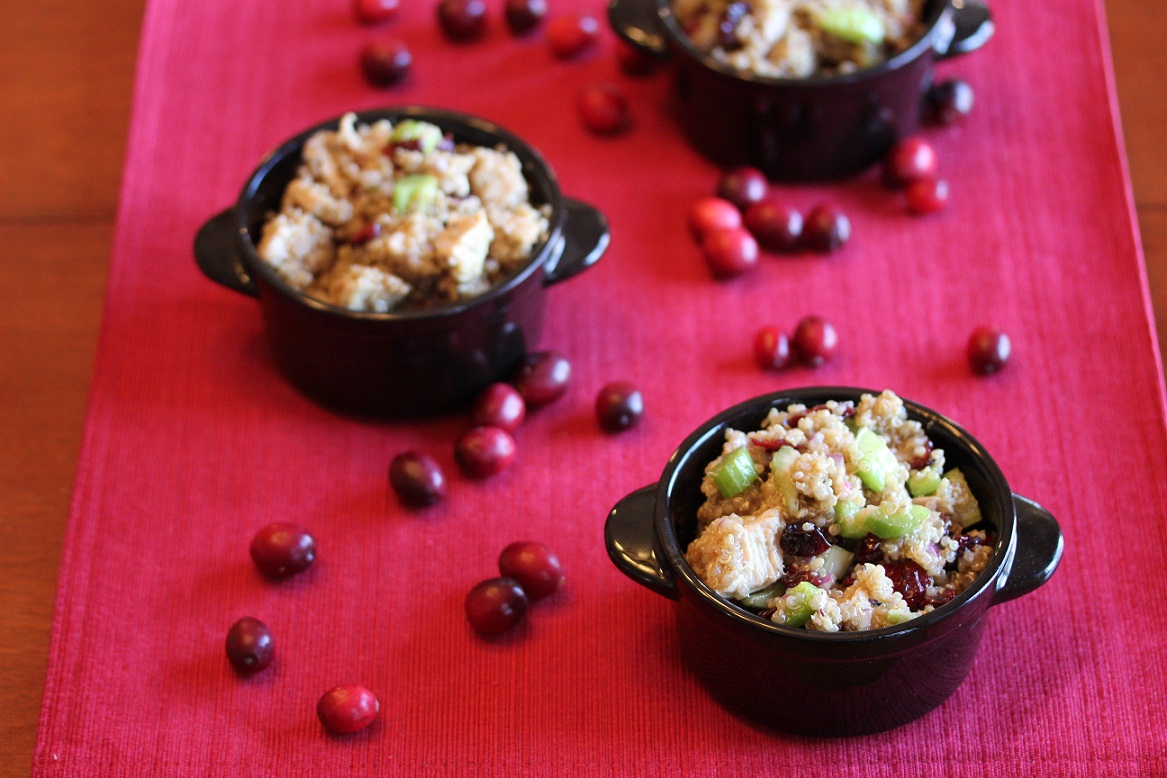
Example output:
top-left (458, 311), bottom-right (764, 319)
top-left (852, 533), bottom-right (884, 565)
top-left (782, 565), bottom-right (830, 589)
top-left (883, 560), bottom-right (929, 610)
top-left (908, 438), bottom-right (933, 471)
top-left (925, 588), bottom-right (956, 607)
top-left (780, 524), bottom-right (831, 557)
top-left (350, 222), bottom-right (382, 246)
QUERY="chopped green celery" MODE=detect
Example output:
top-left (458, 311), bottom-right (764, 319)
top-left (943, 468), bottom-right (984, 526)
top-left (908, 468), bottom-right (942, 497)
top-left (816, 6), bottom-right (885, 45)
top-left (740, 582), bottom-right (785, 609)
top-left (770, 446), bottom-right (801, 514)
top-left (710, 446), bottom-right (758, 498)
top-left (776, 581), bottom-right (820, 628)
top-left (834, 500), bottom-right (868, 539)
top-left (390, 120), bottom-right (443, 154)
top-left (393, 174), bottom-right (439, 213)
top-left (854, 428), bottom-right (897, 493)
top-left (866, 503), bottom-right (930, 539)
top-left (885, 610), bottom-right (913, 625)
top-left (820, 545), bottom-right (854, 580)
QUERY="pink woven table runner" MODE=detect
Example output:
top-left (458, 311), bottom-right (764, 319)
top-left (35, 0), bottom-right (1167, 774)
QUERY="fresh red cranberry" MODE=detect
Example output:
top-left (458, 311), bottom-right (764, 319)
top-left (354, 0), bottom-right (399, 24)
top-left (504, 0), bottom-right (546, 34)
top-left (905, 177), bottom-right (949, 215)
top-left (225, 617), bottom-right (274, 675)
top-left (883, 136), bottom-right (937, 188)
top-left (616, 41), bottom-right (661, 75)
top-left (852, 533), bottom-right (884, 565)
top-left (437, 0), bottom-right (487, 41)
top-left (701, 227), bottom-right (759, 279)
top-left (465, 576), bottom-right (529, 634)
top-left (547, 14), bottom-right (599, 59)
top-left (792, 316), bottom-right (838, 367)
top-left (967, 326), bottom-right (1011, 375)
top-left (389, 450), bottom-right (446, 507)
top-left (780, 524), bottom-right (831, 557)
top-left (472, 383), bottom-right (525, 432)
top-left (927, 78), bottom-right (975, 126)
top-left (743, 195), bottom-right (802, 252)
top-left (753, 326), bottom-right (792, 371)
top-left (317, 685), bottom-right (380, 734)
top-left (595, 381), bottom-right (644, 433)
top-left (883, 560), bottom-right (929, 610)
top-left (498, 541), bottom-right (564, 599)
top-left (250, 523), bottom-right (316, 579)
top-left (716, 166), bottom-right (768, 211)
top-left (350, 222), bottom-right (382, 246)
top-left (513, 350), bottom-right (571, 407)
top-left (577, 84), bottom-right (630, 135)
top-left (689, 197), bottom-right (742, 239)
top-left (359, 39), bottom-right (412, 87)
top-left (454, 426), bottom-right (517, 478)
top-left (802, 204), bottom-right (851, 253)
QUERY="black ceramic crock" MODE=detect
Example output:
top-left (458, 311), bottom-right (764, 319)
top-left (606, 387), bottom-right (1062, 736)
top-left (609, 0), bottom-right (994, 180)
top-left (194, 107), bottom-right (609, 417)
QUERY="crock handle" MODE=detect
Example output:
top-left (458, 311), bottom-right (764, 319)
top-left (992, 494), bottom-right (1063, 605)
top-left (605, 485), bottom-right (679, 600)
top-left (194, 208), bottom-right (260, 298)
top-left (937, 0), bottom-right (993, 59)
top-left (607, 0), bottom-right (669, 58)
top-left (543, 197), bottom-right (610, 287)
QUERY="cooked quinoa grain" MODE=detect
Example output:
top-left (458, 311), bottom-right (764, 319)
top-left (685, 390), bottom-right (993, 631)
top-left (672, 0), bottom-right (927, 78)
top-left (256, 113), bottom-right (550, 312)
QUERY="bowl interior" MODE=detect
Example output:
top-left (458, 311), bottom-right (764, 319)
top-left (659, 0), bottom-right (950, 87)
top-left (660, 387), bottom-right (1015, 638)
top-left (235, 107), bottom-right (565, 320)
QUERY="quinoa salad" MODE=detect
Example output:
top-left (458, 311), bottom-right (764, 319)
top-left (256, 113), bottom-right (551, 312)
top-left (672, 0), bottom-right (927, 78)
top-left (685, 390), bottom-right (993, 631)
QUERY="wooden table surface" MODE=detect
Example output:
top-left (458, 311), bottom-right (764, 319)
top-left (1, 2), bottom-right (1163, 775)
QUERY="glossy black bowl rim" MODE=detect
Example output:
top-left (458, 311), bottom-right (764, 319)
top-left (656, 0), bottom-right (951, 88)
top-left (232, 106), bottom-right (566, 322)
top-left (656, 386), bottom-right (1015, 644)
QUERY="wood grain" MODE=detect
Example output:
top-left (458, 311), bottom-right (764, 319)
top-left (0, 1), bottom-right (1162, 775)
